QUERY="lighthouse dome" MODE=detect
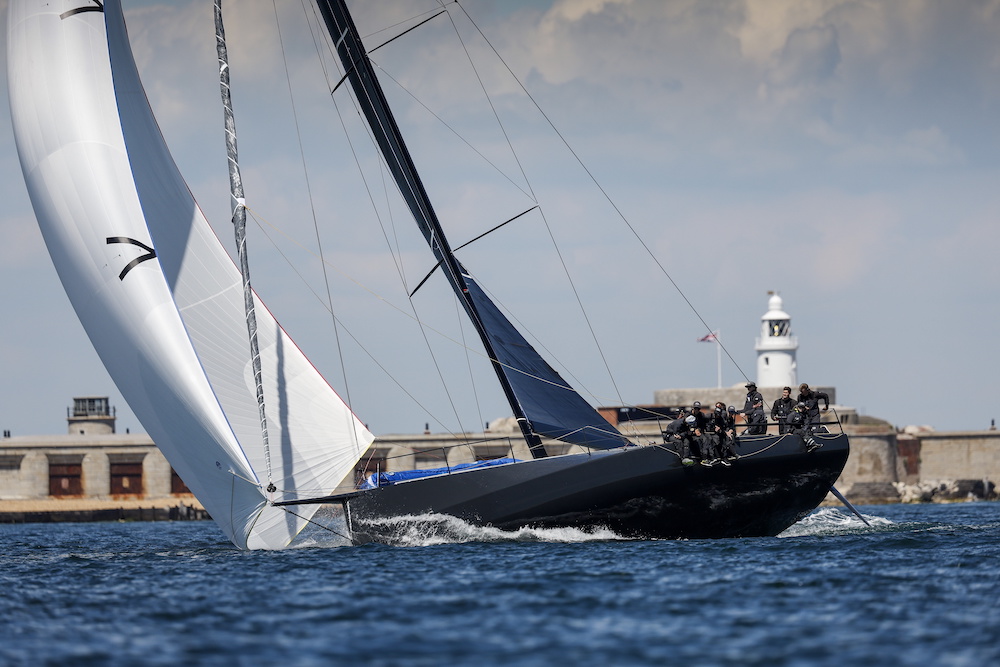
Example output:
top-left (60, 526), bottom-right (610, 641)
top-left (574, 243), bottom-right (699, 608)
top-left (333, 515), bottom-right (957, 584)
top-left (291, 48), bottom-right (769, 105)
top-left (762, 293), bottom-right (789, 321)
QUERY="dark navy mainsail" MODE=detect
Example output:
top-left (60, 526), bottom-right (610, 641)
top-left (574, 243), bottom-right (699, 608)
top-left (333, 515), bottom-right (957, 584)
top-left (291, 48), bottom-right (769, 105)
top-left (314, 0), bottom-right (630, 454)
top-left (463, 276), bottom-right (630, 449)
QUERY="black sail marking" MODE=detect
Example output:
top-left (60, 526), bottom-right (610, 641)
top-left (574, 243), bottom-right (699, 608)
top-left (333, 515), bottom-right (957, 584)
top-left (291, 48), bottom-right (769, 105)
top-left (60, 1), bottom-right (104, 20)
top-left (107, 236), bottom-right (157, 280)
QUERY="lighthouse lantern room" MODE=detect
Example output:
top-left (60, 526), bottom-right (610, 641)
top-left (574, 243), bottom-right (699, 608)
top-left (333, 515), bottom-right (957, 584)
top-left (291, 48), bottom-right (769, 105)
top-left (755, 292), bottom-right (798, 388)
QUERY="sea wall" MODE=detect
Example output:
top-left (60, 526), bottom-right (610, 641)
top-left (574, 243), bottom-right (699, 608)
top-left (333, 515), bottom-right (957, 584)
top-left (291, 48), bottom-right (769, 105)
top-left (831, 427), bottom-right (1000, 504)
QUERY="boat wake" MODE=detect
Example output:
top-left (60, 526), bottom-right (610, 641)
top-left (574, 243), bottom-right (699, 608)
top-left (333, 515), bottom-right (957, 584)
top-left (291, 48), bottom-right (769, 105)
top-left (778, 507), bottom-right (892, 537)
top-left (294, 506), bottom-right (892, 548)
top-left (355, 513), bottom-right (628, 547)
top-left (286, 509), bottom-right (628, 549)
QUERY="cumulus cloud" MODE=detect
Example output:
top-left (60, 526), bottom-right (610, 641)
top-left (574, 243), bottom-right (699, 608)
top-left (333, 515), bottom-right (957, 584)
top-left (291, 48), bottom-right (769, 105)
top-left (762, 25), bottom-right (840, 99)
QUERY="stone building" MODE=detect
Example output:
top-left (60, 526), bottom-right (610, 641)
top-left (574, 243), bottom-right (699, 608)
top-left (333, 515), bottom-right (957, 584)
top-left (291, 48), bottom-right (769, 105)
top-left (0, 398), bottom-right (203, 520)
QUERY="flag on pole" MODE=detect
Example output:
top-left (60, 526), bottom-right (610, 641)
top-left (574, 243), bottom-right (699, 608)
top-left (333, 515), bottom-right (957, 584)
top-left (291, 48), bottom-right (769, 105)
top-left (697, 331), bottom-right (718, 342)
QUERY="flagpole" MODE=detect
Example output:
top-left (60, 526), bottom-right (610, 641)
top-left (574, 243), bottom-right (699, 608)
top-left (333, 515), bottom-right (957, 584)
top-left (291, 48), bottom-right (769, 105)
top-left (716, 330), bottom-right (722, 389)
top-left (698, 330), bottom-right (723, 388)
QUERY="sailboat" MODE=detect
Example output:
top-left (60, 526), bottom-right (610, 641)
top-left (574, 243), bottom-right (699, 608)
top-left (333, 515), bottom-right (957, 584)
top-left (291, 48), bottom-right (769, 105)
top-left (7, 0), bottom-right (850, 549)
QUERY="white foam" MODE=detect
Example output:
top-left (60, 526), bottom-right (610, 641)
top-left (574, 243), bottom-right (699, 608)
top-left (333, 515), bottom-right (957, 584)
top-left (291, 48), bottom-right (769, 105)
top-left (778, 507), bottom-right (893, 537)
top-left (355, 513), bottom-right (628, 547)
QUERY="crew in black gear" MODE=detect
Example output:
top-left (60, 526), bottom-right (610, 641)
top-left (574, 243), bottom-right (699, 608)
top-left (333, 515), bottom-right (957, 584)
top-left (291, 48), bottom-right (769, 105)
top-left (786, 403), bottom-right (807, 434)
top-left (797, 383), bottom-right (830, 432)
top-left (664, 414), bottom-right (699, 464)
top-left (787, 402), bottom-right (821, 451)
top-left (771, 386), bottom-right (796, 434)
top-left (743, 382), bottom-right (767, 435)
top-left (689, 400), bottom-right (709, 431)
top-left (709, 402), bottom-right (738, 461)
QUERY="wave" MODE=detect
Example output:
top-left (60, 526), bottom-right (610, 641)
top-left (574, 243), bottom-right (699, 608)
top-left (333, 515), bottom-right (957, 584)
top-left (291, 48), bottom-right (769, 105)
top-left (778, 507), bottom-right (893, 538)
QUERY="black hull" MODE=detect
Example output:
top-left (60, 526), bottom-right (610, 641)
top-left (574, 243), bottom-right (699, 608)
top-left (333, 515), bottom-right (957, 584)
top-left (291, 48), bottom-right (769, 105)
top-left (346, 433), bottom-right (849, 544)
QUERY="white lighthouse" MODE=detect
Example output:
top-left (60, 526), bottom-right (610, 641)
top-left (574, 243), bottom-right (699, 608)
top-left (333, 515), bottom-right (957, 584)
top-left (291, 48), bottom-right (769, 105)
top-left (755, 292), bottom-right (797, 388)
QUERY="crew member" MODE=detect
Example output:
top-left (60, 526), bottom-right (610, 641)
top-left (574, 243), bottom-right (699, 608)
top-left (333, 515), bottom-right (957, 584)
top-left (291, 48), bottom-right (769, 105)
top-left (689, 401), bottom-right (709, 431)
top-left (664, 414), bottom-right (699, 465)
top-left (797, 383), bottom-right (830, 433)
top-left (771, 386), bottom-right (795, 434)
top-left (709, 402), bottom-right (738, 463)
top-left (743, 382), bottom-right (767, 435)
top-left (787, 402), bottom-right (820, 451)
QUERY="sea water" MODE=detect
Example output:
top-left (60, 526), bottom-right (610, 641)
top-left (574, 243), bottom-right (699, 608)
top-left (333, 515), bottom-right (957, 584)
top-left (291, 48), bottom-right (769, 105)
top-left (2, 502), bottom-right (998, 666)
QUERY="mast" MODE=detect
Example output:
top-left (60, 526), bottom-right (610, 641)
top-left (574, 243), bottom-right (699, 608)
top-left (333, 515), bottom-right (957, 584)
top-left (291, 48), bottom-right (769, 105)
top-left (214, 0), bottom-right (275, 488)
top-left (314, 0), bottom-right (632, 455)
top-left (313, 0), bottom-right (549, 457)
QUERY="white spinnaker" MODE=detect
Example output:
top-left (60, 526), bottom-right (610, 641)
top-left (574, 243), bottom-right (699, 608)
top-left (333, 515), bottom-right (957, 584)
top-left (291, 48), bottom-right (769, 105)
top-left (8, 0), bottom-right (373, 549)
top-left (101, 0), bottom-right (373, 547)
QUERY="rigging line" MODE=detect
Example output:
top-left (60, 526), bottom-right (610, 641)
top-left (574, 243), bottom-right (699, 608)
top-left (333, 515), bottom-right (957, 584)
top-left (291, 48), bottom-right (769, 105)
top-left (247, 188), bottom-right (660, 414)
top-left (215, 0), bottom-right (273, 490)
top-left (315, 34), bottom-right (482, 436)
top-left (244, 206), bottom-right (475, 442)
top-left (330, 89), bottom-right (412, 291)
top-left (444, 4), bottom-right (627, 410)
top-left (308, 3), bottom-right (437, 300)
top-left (367, 9), bottom-right (447, 55)
top-left (244, 215), bottom-right (465, 441)
top-left (466, 257), bottom-right (647, 421)
top-left (245, 204), bottom-right (652, 413)
top-left (358, 2), bottom-right (455, 43)
top-left (370, 170), bottom-right (472, 435)
top-left (247, 206), bottom-right (650, 418)
top-left (379, 156), bottom-right (409, 291)
top-left (272, 0), bottom-right (360, 450)
top-left (453, 1), bottom-right (753, 386)
top-left (316, 12), bottom-right (469, 437)
top-left (326, 37), bottom-right (486, 386)
top-left (301, 0), bottom-right (336, 86)
top-left (409, 206), bottom-right (538, 298)
top-left (369, 63), bottom-right (533, 201)
top-left (302, 0), bottom-right (412, 291)
top-left (472, 276), bottom-right (605, 406)
top-left (539, 206), bottom-right (628, 408)
top-left (411, 295), bottom-right (473, 438)
top-left (453, 206), bottom-right (539, 253)
top-left (440, 7), bottom-right (534, 201)
top-left (280, 505), bottom-right (353, 542)
top-left (356, 446), bottom-right (380, 489)
top-left (455, 295), bottom-right (486, 437)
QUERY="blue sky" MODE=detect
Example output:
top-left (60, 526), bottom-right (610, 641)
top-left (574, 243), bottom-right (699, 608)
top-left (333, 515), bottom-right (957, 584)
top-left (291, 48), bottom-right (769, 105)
top-left (2, 0), bottom-right (999, 437)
